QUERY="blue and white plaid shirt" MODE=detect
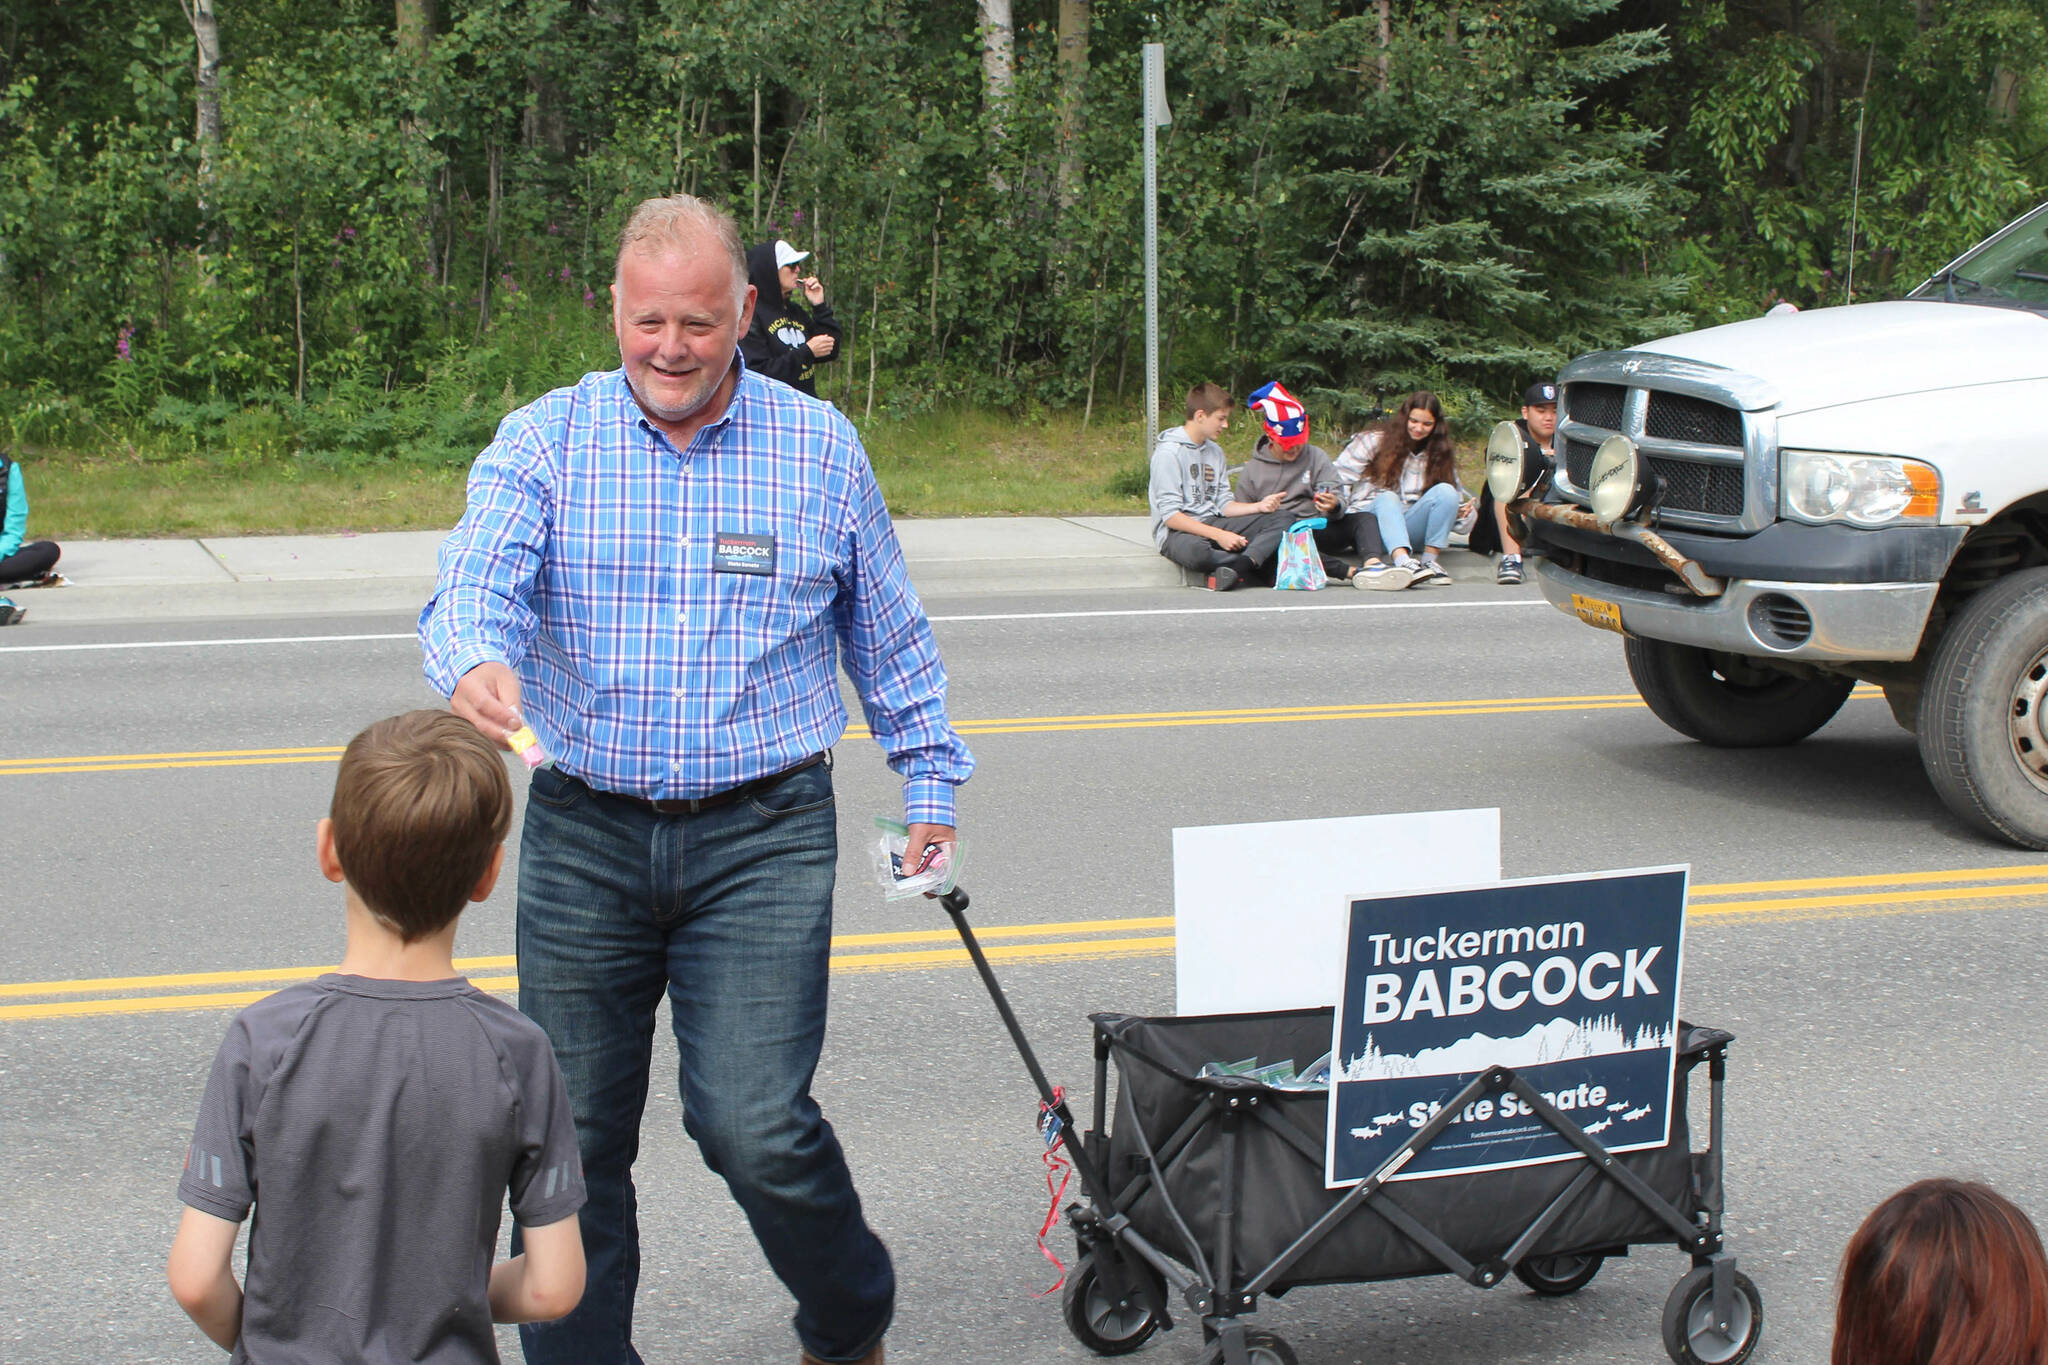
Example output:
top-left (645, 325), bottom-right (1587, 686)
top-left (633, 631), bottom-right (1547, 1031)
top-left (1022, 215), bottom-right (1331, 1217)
top-left (419, 360), bottom-right (974, 825)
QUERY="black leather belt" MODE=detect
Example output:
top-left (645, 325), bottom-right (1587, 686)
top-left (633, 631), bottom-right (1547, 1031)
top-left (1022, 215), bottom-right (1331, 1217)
top-left (586, 752), bottom-right (829, 816)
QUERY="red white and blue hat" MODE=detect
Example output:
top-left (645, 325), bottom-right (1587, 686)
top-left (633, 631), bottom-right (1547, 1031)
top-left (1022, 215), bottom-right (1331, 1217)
top-left (1247, 381), bottom-right (1308, 449)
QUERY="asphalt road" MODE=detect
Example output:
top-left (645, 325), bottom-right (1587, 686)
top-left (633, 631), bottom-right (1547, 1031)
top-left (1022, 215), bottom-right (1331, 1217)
top-left (5, 581), bottom-right (2043, 1364)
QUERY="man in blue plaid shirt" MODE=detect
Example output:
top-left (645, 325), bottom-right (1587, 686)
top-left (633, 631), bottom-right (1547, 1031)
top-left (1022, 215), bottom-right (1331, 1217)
top-left (420, 195), bottom-right (973, 1365)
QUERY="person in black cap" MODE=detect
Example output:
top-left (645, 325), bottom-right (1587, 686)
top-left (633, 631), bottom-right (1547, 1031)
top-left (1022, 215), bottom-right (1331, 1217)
top-left (1469, 382), bottom-right (1555, 584)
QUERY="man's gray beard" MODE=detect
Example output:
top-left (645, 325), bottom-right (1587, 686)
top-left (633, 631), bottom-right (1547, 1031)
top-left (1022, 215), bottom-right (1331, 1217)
top-left (625, 373), bottom-right (714, 425)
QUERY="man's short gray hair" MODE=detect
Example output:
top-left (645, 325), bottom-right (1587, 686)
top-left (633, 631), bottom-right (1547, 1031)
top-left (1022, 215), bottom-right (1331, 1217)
top-left (615, 195), bottom-right (748, 304)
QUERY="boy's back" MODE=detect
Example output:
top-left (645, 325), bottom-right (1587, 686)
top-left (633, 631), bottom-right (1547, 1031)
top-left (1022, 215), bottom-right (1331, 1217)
top-left (180, 974), bottom-right (583, 1364)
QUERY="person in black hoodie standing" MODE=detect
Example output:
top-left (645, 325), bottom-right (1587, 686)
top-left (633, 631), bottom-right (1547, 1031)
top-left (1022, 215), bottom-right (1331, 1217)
top-left (742, 239), bottom-right (843, 396)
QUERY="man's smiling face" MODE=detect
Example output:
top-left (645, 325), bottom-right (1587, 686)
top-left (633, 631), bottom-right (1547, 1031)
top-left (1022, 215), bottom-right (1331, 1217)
top-left (611, 244), bottom-right (755, 428)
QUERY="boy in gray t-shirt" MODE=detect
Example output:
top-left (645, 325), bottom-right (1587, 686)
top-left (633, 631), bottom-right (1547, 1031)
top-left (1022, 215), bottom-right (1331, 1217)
top-left (168, 710), bottom-right (586, 1362)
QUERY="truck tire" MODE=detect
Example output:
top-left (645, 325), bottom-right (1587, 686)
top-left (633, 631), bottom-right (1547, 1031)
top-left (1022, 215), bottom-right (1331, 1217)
top-left (1624, 638), bottom-right (1855, 747)
top-left (1917, 567), bottom-right (2048, 848)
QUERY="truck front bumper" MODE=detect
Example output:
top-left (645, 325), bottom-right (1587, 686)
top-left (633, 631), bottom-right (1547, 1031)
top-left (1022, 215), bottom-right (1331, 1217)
top-left (1530, 560), bottom-right (1940, 662)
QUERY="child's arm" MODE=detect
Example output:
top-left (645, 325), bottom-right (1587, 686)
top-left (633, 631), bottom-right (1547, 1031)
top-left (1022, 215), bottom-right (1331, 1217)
top-left (489, 1214), bottom-right (586, 1323)
top-left (167, 1207), bottom-right (243, 1350)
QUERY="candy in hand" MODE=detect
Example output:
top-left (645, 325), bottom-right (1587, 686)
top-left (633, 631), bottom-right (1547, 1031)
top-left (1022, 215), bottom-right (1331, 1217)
top-left (504, 713), bottom-right (550, 770)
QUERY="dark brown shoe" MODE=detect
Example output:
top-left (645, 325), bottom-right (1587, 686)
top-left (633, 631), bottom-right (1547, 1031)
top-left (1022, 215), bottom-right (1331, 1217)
top-left (800, 1344), bottom-right (882, 1365)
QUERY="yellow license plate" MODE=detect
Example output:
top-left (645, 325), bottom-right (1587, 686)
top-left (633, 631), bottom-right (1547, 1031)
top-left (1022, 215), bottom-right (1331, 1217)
top-left (1570, 592), bottom-right (1627, 635)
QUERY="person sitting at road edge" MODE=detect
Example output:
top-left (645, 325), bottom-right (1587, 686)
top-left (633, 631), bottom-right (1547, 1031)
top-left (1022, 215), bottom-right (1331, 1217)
top-left (1147, 381), bottom-right (1291, 591)
top-left (1468, 381), bottom-right (1556, 585)
top-left (0, 450), bottom-right (63, 595)
top-left (1333, 391), bottom-right (1472, 588)
top-left (1235, 380), bottom-right (1355, 583)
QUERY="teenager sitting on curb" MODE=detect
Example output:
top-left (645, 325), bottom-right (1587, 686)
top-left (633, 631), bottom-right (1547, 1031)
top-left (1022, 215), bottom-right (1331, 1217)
top-left (1468, 381), bottom-right (1555, 585)
top-left (1148, 383), bottom-right (1291, 592)
top-left (0, 451), bottom-right (62, 588)
top-left (1236, 381), bottom-right (1356, 583)
top-left (1332, 391), bottom-right (1472, 588)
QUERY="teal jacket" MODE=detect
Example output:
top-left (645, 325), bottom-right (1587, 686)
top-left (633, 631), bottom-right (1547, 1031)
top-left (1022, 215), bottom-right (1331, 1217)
top-left (0, 461), bottom-right (24, 560)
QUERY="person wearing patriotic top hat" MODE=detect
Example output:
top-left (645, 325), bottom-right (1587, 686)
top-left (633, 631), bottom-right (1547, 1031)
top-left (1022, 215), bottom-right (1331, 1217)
top-left (1232, 381), bottom-right (1359, 584)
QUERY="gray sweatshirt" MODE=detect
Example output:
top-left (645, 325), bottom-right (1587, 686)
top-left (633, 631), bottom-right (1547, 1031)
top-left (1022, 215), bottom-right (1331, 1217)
top-left (1233, 438), bottom-right (1340, 522)
top-left (1148, 426), bottom-right (1234, 548)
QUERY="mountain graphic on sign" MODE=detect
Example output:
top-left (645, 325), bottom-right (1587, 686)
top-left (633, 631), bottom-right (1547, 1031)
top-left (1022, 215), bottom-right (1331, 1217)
top-left (1339, 1015), bottom-right (1672, 1082)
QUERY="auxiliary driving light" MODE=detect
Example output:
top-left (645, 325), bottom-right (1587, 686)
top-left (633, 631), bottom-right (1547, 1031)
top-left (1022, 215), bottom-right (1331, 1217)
top-left (1484, 420), bottom-right (1549, 503)
top-left (1586, 434), bottom-right (1642, 523)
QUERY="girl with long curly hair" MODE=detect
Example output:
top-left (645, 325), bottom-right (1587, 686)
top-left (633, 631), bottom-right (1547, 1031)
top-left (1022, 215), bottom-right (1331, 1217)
top-left (1331, 391), bottom-right (1474, 588)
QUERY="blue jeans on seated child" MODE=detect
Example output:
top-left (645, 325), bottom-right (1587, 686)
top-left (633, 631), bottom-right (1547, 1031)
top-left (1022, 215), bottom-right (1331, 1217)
top-left (512, 760), bottom-right (892, 1365)
top-left (1369, 483), bottom-right (1461, 556)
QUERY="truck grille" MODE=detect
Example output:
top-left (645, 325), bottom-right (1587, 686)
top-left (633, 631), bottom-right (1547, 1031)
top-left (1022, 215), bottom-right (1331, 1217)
top-left (1564, 437), bottom-right (1596, 487)
top-left (1645, 393), bottom-right (1743, 447)
top-left (1646, 457), bottom-right (1745, 517)
top-left (1567, 382), bottom-right (1626, 430)
top-left (1563, 440), bottom-right (1744, 517)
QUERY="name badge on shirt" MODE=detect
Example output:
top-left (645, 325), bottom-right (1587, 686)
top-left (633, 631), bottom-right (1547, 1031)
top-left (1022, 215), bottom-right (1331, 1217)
top-left (713, 531), bottom-right (776, 576)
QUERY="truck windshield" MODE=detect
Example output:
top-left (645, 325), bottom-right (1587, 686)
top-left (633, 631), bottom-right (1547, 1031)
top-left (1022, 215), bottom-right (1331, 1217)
top-left (1907, 202), bottom-right (2048, 311)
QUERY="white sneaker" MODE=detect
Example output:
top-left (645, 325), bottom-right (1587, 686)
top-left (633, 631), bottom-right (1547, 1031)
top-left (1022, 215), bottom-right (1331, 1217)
top-left (1411, 559), bottom-right (1453, 587)
top-left (1354, 561), bottom-right (1417, 592)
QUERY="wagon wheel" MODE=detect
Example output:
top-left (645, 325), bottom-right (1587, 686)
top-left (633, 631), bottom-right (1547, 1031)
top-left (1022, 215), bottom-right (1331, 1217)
top-left (1514, 1252), bottom-right (1607, 1296)
top-left (1061, 1253), bottom-right (1161, 1356)
top-left (1661, 1265), bottom-right (1763, 1365)
top-left (1241, 1330), bottom-right (1298, 1365)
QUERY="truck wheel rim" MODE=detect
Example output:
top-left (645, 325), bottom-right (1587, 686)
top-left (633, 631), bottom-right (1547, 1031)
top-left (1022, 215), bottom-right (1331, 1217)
top-left (2009, 648), bottom-right (2048, 796)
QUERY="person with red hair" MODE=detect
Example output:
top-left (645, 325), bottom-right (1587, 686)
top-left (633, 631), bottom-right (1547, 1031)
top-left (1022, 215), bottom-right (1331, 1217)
top-left (1833, 1178), bottom-right (2048, 1365)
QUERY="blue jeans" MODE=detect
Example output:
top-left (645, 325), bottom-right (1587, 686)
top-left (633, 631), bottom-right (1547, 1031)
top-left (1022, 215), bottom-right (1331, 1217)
top-left (1369, 484), bottom-right (1461, 556)
top-left (512, 760), bottom-right (892, 1365)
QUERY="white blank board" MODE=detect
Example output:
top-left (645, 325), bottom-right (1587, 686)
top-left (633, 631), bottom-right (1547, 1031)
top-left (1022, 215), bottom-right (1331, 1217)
top-left (1173, 809), bottom-right (1501, 1015)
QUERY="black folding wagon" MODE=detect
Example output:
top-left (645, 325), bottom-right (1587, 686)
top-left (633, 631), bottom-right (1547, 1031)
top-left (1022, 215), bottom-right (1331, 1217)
top-left (936, 888), bottom-right (1763, 1365)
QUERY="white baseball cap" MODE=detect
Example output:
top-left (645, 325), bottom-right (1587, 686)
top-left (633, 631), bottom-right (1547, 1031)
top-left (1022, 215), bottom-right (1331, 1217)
top-left (773, 240), bottom-right (810, 269)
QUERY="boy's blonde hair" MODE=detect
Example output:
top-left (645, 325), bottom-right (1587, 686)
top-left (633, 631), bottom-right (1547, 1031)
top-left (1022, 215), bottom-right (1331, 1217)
top-left (329, 711), bottom-right (512, 942)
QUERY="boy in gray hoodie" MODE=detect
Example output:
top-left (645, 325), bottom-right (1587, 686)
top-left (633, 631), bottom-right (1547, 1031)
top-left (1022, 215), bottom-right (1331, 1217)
top-left (1147, 382), bottom-right (1290, 591)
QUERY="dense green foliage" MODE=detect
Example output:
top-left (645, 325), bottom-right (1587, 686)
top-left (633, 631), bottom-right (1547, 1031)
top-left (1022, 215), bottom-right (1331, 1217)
top-left (3, 0), bottom-right (2045, 470)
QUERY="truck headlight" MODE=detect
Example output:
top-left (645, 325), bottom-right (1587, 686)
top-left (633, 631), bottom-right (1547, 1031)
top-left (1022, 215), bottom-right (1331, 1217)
top-left (1780, 450), bottom-right (1940, 526)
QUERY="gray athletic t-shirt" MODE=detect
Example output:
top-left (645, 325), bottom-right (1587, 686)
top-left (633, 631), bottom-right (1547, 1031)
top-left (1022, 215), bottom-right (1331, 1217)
top-left (178, 975), bottom-right (584, 1365)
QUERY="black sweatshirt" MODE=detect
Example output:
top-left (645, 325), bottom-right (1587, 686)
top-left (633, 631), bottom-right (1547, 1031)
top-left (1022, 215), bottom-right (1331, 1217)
top-left (741, 242), bottom-right (843, 397)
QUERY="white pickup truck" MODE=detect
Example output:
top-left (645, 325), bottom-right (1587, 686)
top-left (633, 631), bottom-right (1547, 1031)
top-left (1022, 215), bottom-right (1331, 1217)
top-left (1493, 202), bottom-right (2048, 847)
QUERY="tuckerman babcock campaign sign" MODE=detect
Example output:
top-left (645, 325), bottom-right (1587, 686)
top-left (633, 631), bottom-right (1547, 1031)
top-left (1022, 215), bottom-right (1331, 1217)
top-left (1325, 868), bottom-right (1688, 1188)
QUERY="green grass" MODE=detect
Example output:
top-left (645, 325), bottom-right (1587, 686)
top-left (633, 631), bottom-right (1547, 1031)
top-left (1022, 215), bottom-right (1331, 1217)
top-left (21, 407), bottom-right (1487, 541)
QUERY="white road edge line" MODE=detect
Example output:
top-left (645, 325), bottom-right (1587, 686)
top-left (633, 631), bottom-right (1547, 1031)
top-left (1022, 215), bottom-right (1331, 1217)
top-left (0, 597), bottom-right (1550, 653)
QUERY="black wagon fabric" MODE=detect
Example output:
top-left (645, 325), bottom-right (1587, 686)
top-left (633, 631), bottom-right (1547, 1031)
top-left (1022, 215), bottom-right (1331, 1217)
top-left (1095, 1008), bottom-right (1705, 1293)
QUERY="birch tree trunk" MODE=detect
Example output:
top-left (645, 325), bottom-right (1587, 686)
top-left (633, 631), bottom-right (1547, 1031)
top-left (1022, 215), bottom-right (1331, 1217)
top-left (180, 0), bottom-right (223, 211)
top-left (1056, 0), bottom-right (1089, 208)
top-left (978, 0), bottom-right (1014, 144)
top-left (394, 0), bottom-right (435, 58)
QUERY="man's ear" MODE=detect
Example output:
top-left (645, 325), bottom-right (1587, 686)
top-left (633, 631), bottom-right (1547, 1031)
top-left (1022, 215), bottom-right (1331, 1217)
top-left (315, 818), bottom-right (346, 885)
top-left (469, 843), bottom-right (507, 903)
top-left (737, 283), bottom-right (757, 336)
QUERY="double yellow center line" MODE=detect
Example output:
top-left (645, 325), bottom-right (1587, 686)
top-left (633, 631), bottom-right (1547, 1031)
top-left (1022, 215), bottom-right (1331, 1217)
top-left (0, 688), bottom-right (1881, 778)
top-left (4, 859), bottom-right (2043, 1022)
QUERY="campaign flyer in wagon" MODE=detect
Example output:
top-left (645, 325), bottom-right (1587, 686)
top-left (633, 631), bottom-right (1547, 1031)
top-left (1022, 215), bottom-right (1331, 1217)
top-left (1325, 868), bottom-right (1687, 1188)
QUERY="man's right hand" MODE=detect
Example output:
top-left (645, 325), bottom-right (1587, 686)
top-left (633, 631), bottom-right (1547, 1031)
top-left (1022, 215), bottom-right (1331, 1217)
top-left (452, 661), bottom-right (523, 746)
top-left (1212, 530), bottom-right (1248, 552)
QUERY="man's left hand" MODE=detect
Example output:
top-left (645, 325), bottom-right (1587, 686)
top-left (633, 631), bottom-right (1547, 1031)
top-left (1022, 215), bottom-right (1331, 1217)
top-left (904, 823), bottom-right (957, 892)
